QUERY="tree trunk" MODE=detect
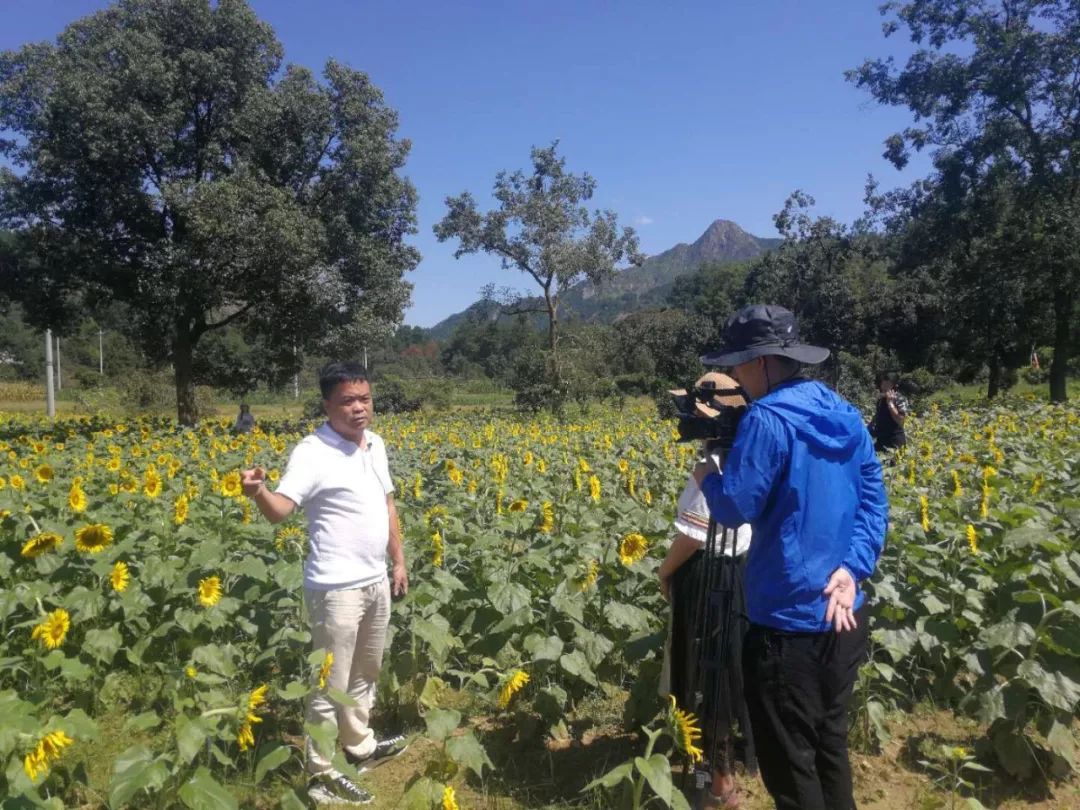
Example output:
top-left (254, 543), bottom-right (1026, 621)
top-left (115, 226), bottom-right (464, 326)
top-left (1049, 289), bottom-right (1072, 403)
top-left (174, 325), bottom-right (198, 426)
top-left (986, 363), bottom-right (1001, 400)
top-left (546, 297), bottom-right (558, 354)
top-left (545, 294), bottom-right (560, 383)
top-left (986, 346), bottom-right (1003, 400)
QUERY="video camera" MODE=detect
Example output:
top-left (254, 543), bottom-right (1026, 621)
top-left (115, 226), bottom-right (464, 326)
top-left (670, 373), bottom-right (748, 450)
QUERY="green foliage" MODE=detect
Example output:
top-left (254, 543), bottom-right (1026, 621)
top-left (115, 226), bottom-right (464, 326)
top-left (869, 398), bottom-right (1080, 784)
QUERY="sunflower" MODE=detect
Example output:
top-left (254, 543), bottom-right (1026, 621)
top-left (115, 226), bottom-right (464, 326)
top-left (237, 722), bottom-right (255, 751)
top-left (68, 482), bottom-right (88, 513)
top-left (11, 474), bottom-right (25, 490)
top-left (185, 665), bottom-right (198, 679)
top-left (425, 505), bottom-right (449, 525)
top-left (174, 494), bottom-right (189, 525)
top-left (918, 495), bottom-right (930, 533)
top-left (318, 651), bottom-right (334, 689)
top-left (110, 561), bottom-right (130, 593)
top-left (431, 531), bottom-right (444, 568)
top-left (508, 498), bottom-right (529, 513)
top-left (966, 524), bottom-right (979, 555)
top-left (75, 523), bottom-right (114, 554)
top-left (588, 475), bottom-right (601, 503)
top-left (237, 684), bottom-right (269, 751)
top-left (219, 470), bottom-right (242, 498)
top-left (441, 786), bottom-right (459, 810)
top-left (34, 464), bottom-right (54, 484)
top-left (246, 684), bottom-right (269, 721)
top-left (575, 560), bottom-right (600, 592)
top-left (31, 609), bottom-right (70, 650)
top-left (538, 501), bottom-right (555, 534)
top-left (21, 531), bottom-right (63, 558)
top-left (274, 525), bottom-right (304, 553)
top-left (23, 729), bottom-right (74, 783)
top-left (497, 669), bottom-right (530, 708)
top-left (617, 533), bottom-right (648, 567)
top-left (667, 696), bottom-right (704, 763)
top-left (1030, 474), bottom-right (1044, 497)
top-left (198, 575), bottom-right (222, 607)
top-left (144, 476), bottom-right (163, 499)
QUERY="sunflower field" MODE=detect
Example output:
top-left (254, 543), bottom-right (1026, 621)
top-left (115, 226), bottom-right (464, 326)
top-left (0, 396), bottom-right (1078, 808)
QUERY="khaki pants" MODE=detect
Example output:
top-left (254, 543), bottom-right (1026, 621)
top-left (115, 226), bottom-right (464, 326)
top-left (304, 579), bottom-right (391, 774)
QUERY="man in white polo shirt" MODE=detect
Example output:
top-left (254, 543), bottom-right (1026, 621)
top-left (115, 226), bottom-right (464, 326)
top-left (241, 362), bottom-right (408, 806)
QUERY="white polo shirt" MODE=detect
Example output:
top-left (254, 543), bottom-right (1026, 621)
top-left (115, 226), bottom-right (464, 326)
top-left (276, 423), bottom-right (395, 590)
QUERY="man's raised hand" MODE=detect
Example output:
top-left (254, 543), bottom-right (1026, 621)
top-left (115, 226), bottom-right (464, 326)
top-left (241, 467), bottom-right (266, 498)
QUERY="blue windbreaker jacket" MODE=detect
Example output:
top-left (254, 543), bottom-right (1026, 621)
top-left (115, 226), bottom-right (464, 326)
top-left (700, 379), bottom-right (888, 632)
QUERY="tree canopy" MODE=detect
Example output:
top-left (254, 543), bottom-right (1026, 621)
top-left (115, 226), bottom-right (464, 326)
top-left (849, 0), bottom-right (1080, 400)
top-left (0, 0), bottom-right (419, 422)
top-left (434, 142), bottom-right (641, 392)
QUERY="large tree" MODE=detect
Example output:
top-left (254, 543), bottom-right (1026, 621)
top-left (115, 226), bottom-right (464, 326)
top-left (864, 161), bottom-right (1046, 397)
top-left (0, 0), bottom-right (419, 422)
top-left (433, 142), bottom-right (641, 385)
top-left (741, 192), bottom-right (885, 371)
top-left (849, 0), bottom-right (1080, 401)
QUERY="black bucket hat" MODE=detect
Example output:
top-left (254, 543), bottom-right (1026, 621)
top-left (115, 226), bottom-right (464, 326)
top-left (701, 304), bottom-right (829, 367)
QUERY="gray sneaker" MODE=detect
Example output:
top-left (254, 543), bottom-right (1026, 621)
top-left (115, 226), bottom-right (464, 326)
top-left (345, 734), bottom-right (409, 771)
top-left (307, 774), bottom-right (373, 806)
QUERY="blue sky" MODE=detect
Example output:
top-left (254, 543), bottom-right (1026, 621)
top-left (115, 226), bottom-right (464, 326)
top-left (3, 0), bottom-right (929, 328)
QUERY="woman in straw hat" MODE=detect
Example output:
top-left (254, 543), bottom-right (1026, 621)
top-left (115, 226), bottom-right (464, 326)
top-left (659, 371), bottom-right (756, 809)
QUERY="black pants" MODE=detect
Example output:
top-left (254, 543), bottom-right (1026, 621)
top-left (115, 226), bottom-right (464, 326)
top-left (742, 606), bottom-right (869, 810)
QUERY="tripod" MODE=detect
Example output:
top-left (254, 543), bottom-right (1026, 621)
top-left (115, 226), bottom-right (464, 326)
top-left (683, 516), bottom-right (742, 806)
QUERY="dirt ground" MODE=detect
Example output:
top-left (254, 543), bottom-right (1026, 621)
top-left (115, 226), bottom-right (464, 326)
top-left (347, 707), bottom-right (1080, 810)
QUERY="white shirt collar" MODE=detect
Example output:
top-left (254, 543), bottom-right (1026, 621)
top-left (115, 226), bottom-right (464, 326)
top-left (316, 422), bottom-right (370, 452)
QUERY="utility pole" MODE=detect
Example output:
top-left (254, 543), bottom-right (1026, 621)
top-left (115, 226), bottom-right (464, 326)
top-left (45, 329), bottom-right (56, 418)
top-left (363, 345), bottom-right (368, 370)
top-left (292, 342), bottom-right (299, 399)
top-left (99, 329), bottom-right (104, 374)
top-left (55, 336), bottom-right (62, 391)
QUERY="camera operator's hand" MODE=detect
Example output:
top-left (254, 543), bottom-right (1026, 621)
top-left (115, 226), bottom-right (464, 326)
top-left (824, 567), bottom-right (858, 633)
top-left (691, 458), bottom-right (720, 488)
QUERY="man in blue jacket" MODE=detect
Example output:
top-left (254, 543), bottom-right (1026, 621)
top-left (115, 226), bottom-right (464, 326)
top-left (693, 304), bottom-right (888, 810)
